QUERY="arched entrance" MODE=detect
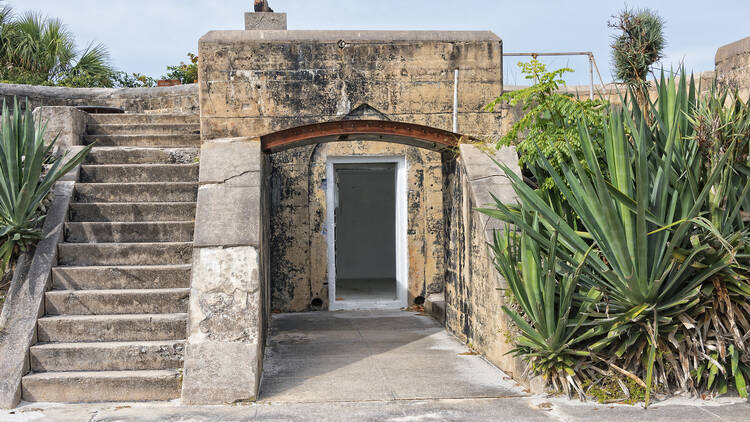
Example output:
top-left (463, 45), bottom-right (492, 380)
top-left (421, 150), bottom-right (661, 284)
top-left (260, 120), bottom-right (466, 312)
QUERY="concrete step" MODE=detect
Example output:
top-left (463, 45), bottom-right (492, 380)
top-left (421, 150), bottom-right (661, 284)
top-left (84, 147), bottom-right (198, 165)
top-left (52, 265), bottom-right (191, 290)
top-left (22, 370), bottom-right (182, 402)
top-left (37, 313), bottom-right (187, 342)
top-left (30, 341), bottom-right (185, 372)
top-left (87, 113), bottom-right (199, 125)
top-left (45, 288), bottom-right (190, 315)
top-left (80, 164), bottom-right (199, 183)
top-left (69, 202), bottom-right (196, 222)
top-left (87, 123), bottom-right (200, 136)
top-left (74, 182), bottom-right (198, 202)
top-left (65, 221), bottom-right (194, 243)
top-left (57, 242), bottom-right (193, 266)
top-left (84, 134), bottom-right (200, 147)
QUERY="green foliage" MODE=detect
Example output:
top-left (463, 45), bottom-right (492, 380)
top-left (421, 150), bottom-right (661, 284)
top-left (491, 217), bottom-right (601, 397)
top-left (112, 71), bottom-right (156, 88)
top-left (480, 70), bottom-right (750, 405)
top-left (584, 377), bottom-right (646, 404)
top-left (609, 7), bottom-right (665, 89)
top-left (0, 98), bottom-right (92, 270)
top-left (162, 53), bottom-right (198, 84)
top-left (0, 6), bottom-right (114, 87)
top-left (486, 61), bottom-right (607, 212)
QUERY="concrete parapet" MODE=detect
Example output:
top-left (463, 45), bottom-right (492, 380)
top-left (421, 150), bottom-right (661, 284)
top-left (1, 83), bottom-right (198, 114)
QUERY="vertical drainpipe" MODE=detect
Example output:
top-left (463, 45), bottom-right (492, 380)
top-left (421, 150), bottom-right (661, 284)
top-left (453, 68), bottom-right (459, 133)
top-left (588, 53), bottom-right (594, 100)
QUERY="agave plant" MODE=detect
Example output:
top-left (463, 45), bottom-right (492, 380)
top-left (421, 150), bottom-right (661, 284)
top-left (483, 71), bottom-right (736, 406)
top-left (0, 98), bottom-right (92, 270)
top-left (487, 211), bottom-right (604, 398)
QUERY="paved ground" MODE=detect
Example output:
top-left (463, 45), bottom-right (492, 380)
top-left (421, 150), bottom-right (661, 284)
top-left (2, 310), bottom-right (749, 421)
top-left (260, 310), bottom-right (520, 402)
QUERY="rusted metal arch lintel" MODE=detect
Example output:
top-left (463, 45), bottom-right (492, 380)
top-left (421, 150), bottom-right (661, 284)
top-left (260, 120), bottom-right (467, 153)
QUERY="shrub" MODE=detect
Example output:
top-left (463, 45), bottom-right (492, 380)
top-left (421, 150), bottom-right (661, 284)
top-left (0, 6), bottom-right (115, 87)
top-left (0, 98), bottom-right (92, 270)
top-left (113, 72), bottom-right (156, 88)
top-left (162, 53), bottom-right (198, 84)
top-left (486, 60), bottom-right (607, 225)
top-left (481, 71), bottom-right (750, 405)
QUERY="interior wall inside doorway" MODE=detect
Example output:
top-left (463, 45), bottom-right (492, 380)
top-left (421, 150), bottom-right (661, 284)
top-left (335, 164), bottom-right (396, 280)
top-left (267, 141), bottom-right (446, 312)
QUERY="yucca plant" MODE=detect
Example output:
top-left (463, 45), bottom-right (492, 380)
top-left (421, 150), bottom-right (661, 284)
top-left (483, 71), bottom-right (734, 407)
top-left (0, 98), bottom-right (92, 270)
top-left (683, 82), bottom-right (750, 398)
top-left (488, 212), bottom-right (603, 398)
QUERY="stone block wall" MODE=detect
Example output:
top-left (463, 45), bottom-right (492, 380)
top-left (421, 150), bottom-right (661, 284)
top-left (268, 140), bottom-right (444, 312)
top-left (716, 36), bottom-right (750, 100)
top-left (198, 30), bottom-right (503, 140)
top-left (0, 83), bottom-right (198, 114)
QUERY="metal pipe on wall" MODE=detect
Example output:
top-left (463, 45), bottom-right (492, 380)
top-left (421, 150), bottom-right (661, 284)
top-left (453, 69), bottom-right (459, 133)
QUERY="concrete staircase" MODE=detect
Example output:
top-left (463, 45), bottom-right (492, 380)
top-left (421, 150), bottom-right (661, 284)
top-left (21, 114), bottom-right (200, 403)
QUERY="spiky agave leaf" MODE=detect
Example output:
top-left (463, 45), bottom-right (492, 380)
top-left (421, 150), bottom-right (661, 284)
top-left (0, 97), bottom-right (92, 270)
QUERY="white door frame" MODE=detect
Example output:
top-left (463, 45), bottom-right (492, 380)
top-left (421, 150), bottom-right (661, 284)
top-left (326, 155), bottom-right (408, 310)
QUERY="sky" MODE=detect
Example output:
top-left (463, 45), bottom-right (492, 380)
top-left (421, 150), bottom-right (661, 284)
top-left (5, 0), bottom-right (749, 86)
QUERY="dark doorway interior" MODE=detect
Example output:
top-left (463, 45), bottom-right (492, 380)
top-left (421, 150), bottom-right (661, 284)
top-left (334, 163), bottom-right (397, 302)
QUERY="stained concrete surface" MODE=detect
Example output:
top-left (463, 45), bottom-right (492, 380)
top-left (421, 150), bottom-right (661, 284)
top-left (3, 311), bottom-right (750, 421)
top-left (260, 310), bottom-right (522, 403)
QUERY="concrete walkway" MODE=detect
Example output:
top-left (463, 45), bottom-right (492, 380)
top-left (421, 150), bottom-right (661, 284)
top-left (260, 310), bottom-right (521, 402)
top-left (2, 310), bottom-right (750, 421)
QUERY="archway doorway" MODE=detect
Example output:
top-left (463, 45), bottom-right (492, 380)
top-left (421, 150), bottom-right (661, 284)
top-left (260, 120), bottom-right (465, 313)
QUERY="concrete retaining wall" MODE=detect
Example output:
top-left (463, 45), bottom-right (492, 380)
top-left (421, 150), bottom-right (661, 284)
top-left (442, 144), bottom-right (544, 393)
top-left (0, 182), bottom-right (75, 408)
top-left (0, 83), bottom-right (199, 114)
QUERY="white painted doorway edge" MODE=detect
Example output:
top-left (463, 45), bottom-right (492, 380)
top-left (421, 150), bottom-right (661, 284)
top-left (326, 155), bottom-right (408, 311)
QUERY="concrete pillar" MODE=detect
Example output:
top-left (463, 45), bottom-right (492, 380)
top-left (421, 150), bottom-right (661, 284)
top-left (181, 137), bottom-right (268, 404)
top-left (31, 106), bottom-right (87, 150)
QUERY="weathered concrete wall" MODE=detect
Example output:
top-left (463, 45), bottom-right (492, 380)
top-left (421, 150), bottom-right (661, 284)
top-left (0, 182), bottom-right (75, 409)
top-left (198, 31), bottom-right (503, 140)
top-left (0, 83), bottom-right (198, 114)
top-left (31, 106), bottom-right (88, 150)
top-left (716, 36), bottom-right (750, 100)
top-left (442, 144), bottom-right (543, 392)
top-left (268, 141), bottom-right (444, 312)
top-left (182, 137), bottom-right (267, 404)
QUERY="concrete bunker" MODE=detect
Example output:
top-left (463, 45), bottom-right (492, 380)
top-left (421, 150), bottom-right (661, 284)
top-left (180, 25), bottom-right (529, 404)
